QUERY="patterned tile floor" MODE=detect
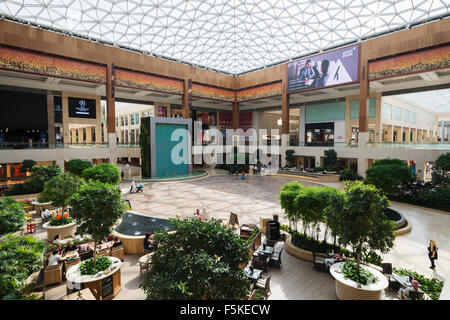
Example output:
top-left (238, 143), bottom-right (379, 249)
top-left (42, 170), bottom-right (449, 300)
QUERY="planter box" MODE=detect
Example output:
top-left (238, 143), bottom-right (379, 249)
top-left (284, 232), bottom-right (315, 262)
top-left (330, 262), bottom-right (388, 300)
top-left (42, 221), bottom-right (76, 243)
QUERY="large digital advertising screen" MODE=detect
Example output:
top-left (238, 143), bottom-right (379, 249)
top-left (68, 97), bottom-right (96, 119)
top-left (287, 44), bottom-right (359, 93)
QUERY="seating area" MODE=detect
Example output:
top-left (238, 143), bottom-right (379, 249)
top-left (245, 236), bottom-right (285, 299)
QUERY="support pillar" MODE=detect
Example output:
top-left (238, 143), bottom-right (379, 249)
top-left (359, 60), bottom-right (369, 133)
top-left (281, 67), bottom-right (290, 135)
top-left (106, 64), bottom-right (116, 136)
top-left (232, 101), bottom-right (239, 130)
top-left (106, 63), bottom-right (117, 165)
top-left (182, 79), bottom-right (191, 119)
top-left (47, 93), bottom-right (55, 145)
top-left (416, 161), bottom-right (426, 181)
top-left (56, 159), bottom-right (64, 169)
top-left (299, 104), bottom-right (306, 144)
top-left (86, 127), bottom-right (92, 143)
top-left (71, 128), bottom-right (77, 143)
top-left (357, 157), bottom-right (368, 178)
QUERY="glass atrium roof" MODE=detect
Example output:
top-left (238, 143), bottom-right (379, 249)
top-left (1, 1), bottom-right (449, 75)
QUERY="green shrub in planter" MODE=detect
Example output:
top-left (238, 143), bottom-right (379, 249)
top-left (82, 163), bottom-right (121, 185)
top-left (0, 234), bottom-right (44, 299)
top-left (418, 187), bottom-right (450, 212)
top-left (339, 169), bottom-right (362, 181)
top-left (80, 256), bottom-right (112, 275)
top-left (341, 261), bottom-right (376, 285)
top-left (393, 268), bottom-right (444, 300)
top-left (0, 198), bottom-right (27, 235)
top-left (66, 159), bottom-right (93, 177)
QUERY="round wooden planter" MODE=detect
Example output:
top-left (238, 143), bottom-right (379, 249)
top-left (111, 231), bottom-right (146, 255)
top-left (330, 262), bottom-right (388, 300)
top-left (65, 256), bottom-right (122, 300)
top-left (42, 221), bottom-right (77, 242)
top-left (284, 232), bottom-right (315, 262)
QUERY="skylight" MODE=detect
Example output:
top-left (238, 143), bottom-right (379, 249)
top-left (1, 0), bottom-right (449, 75)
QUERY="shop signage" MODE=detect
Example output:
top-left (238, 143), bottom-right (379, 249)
top-left (68, 97), bottom-right (96, 119)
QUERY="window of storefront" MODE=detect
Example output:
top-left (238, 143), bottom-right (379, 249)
top-left (404, 110), bottom-right (410, 123)
top-left (131, 114), bottom-right (135, 125)
top-left (305, 122), bottom-right (334, 146)
top-left (350, 98), bottom-right (376, 119)
top-left (135, 113), bottom-right (140, 124)
top-left (130, 129), bottom-right (135, 144)
top-left (382, 103), bottom-right (392, 119)
top-left (394, 107), bottom-right (402, 121)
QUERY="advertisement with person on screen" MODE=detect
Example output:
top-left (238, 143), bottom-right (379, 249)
top-left (287, 44), bottom-right (359, 93)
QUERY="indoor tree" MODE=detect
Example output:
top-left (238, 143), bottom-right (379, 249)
top-left (82, 163), bottom-right (121, 185)
top-left (140, 217), bottom-right (250, 300)
top-left (431, 152), bottom-right (450, 186)
top-left (68, 180), bottom-right (125, 266)
top-left (19, 159), bottom-right (36, 174)
top-left (279, 182), bottom-right (304, 229)
top-left (66, 159), bottom-right (93, 177)
top-left (364, 158), bottom-right (412, 195)
top-left (285, 149), bottom-right (296, 167)
top-left (38, 172), bottom-right (84, 214)
top-left (293, 186), bottom-right (338, 243)
top-left (327, 181), bottom-right (396, 271)
top-left (323, 149), bottom-right (337, 170)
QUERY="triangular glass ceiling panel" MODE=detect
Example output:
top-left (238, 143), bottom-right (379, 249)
top-left (0, 0), bottom-right (449, 75)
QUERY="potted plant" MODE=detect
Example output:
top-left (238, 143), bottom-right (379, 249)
top-left (326, 181), bottom-right (396, 299)
top-left (68, 181), bottom-right (125, 273)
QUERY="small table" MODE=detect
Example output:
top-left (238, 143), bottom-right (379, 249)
top-left (63, 252), bottom-right (80, 272)
top-left (62, 288), bottom-right (96, 300)
top-left (392, 274), bottom-right (411, 288)
top-left (96, 241), bottom-right (114, 256)
top-left (256, 245), bottom-right (274, 256)
top-left (244, 267), bottom-right (262, 283)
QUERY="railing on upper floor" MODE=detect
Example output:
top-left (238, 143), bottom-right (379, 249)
top-left (116, 143), bottom-right (140, 148)
top-left (0, 142), bottom-right (109, 149)
top-left (288, 142), bottom-right (358, 148)
top-left (366, 142), bottom-right (450, 149)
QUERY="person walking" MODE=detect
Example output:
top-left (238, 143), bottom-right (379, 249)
top-left (428, 240), bottom-right (438, 269)
top-left (121, 170), bottom-right (124, 181)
